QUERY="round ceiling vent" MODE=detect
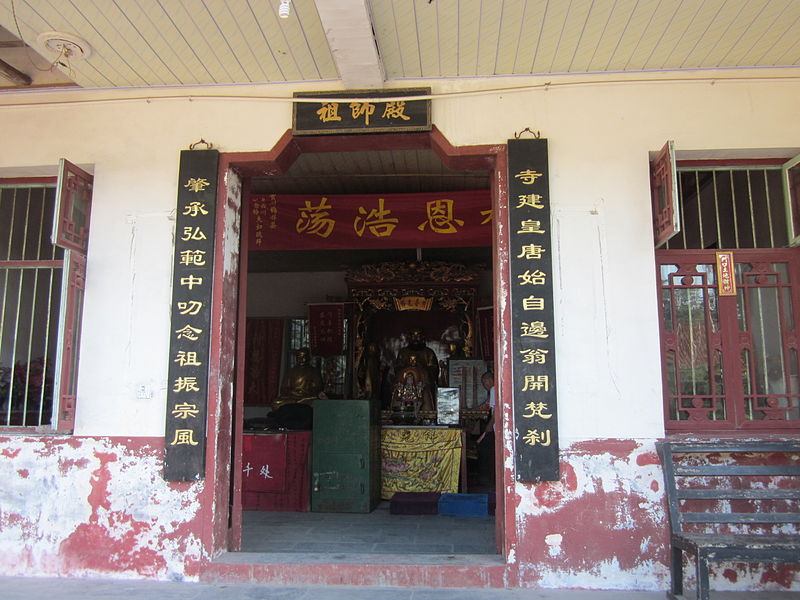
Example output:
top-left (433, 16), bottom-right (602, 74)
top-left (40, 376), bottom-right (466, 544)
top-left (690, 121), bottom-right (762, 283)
top-left (36, 31), bottom-right (92, 62)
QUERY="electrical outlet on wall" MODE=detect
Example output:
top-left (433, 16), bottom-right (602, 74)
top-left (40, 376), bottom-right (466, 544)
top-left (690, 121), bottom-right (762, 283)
top-left (136, 384), bottom-right (153, 399)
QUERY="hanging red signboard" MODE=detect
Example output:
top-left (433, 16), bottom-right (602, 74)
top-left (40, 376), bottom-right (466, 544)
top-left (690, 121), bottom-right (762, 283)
top-left (249, 190), bottom-right (491, 250)
top-left (308, 303), bottom-right (345, 357)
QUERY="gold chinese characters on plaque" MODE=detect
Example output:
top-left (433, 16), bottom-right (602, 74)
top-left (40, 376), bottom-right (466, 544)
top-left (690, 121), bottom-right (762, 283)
top-left (715, 251), bottom-right (736, 296)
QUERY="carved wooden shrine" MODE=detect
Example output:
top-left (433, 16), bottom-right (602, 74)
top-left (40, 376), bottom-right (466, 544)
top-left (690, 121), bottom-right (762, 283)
top-left (346, 261), bottom-right (481, 404)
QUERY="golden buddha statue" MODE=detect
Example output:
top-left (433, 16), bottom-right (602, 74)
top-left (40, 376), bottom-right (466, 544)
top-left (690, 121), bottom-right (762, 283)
top-left (272, 347), bottom-right (323, 410)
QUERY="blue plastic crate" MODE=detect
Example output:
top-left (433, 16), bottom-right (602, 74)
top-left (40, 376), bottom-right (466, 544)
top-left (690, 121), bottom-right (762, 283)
top-left (438, 493), bottom-right (489, 517)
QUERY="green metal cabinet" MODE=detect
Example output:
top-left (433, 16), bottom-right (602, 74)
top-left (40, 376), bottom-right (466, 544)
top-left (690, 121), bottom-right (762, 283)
top-left (311, 399), bottom-right (379, 513)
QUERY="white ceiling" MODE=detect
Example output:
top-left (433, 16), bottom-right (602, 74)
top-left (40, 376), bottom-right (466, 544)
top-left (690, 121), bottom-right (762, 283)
top-left (1, 0), bottom-right (799, 91)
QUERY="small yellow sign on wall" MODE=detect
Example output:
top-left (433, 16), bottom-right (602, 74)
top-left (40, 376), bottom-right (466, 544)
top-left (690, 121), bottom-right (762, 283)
top-left (716, 251), bottom-right (737, 296)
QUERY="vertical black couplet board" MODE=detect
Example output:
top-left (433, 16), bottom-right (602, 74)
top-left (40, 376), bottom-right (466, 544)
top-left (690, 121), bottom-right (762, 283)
top-left (507, 139), bottom-right (560, 482)
top-left (164, 149), bottom-right (218, 481)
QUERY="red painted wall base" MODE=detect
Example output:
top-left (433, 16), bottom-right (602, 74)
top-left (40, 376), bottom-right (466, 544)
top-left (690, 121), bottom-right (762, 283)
top-left (201, 558), bottom-right (511, 588)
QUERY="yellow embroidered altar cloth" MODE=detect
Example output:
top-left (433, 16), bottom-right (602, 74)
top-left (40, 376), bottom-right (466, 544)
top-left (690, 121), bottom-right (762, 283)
top-left (380, 427), bottom-right (462, 499)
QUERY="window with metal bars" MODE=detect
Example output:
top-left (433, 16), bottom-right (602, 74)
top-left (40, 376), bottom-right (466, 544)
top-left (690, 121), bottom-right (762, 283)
top-left (0, 185), bottom-right (63, 427)
top-left (654, 158), bottom-right (800, 432)
top-left (285, 317), bottom-right (348, 398)
top-left (663, 165), bottom-right (787, 250)
top-left (1, 163), bottom-right (92, 431)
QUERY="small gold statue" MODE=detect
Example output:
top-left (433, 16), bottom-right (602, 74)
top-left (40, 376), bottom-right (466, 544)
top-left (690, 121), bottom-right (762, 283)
top-left (392, 354), bottom-right (434, 413)
top-left (394, 328), bottom-right (438, 397)
top-left (272, 347), bottom-right (323, 410)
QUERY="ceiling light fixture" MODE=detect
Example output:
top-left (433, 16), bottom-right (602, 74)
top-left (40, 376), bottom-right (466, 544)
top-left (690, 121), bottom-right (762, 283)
top-left (36, 31), bottom-right (92, 66)
top-left (279, 0), bottom-right (292, 19)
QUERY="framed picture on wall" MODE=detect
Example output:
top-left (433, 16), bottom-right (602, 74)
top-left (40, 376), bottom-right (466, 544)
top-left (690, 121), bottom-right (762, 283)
top-left (437, 388), bottom-right (460, 425)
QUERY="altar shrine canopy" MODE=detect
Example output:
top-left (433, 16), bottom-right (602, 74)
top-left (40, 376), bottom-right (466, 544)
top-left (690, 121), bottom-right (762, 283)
top-left (249, 190), bottom-right (491, 250)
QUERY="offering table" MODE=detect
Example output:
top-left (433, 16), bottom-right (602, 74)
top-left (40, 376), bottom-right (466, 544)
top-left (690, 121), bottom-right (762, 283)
top-left (379, 426), bottom-right (467, 500)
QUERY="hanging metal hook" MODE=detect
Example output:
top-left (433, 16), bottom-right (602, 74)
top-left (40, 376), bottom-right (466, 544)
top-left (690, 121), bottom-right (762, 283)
top-left (189, 138), bottom-right (214, 150)
top-left (514, 128), bottom-right (541, 139)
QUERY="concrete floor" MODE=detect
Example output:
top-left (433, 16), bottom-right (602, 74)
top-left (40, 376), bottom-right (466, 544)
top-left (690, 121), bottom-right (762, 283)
top-left (241, 500), bottom-right (497, 555)
top-left (2, 576), bottom-right (799, 600)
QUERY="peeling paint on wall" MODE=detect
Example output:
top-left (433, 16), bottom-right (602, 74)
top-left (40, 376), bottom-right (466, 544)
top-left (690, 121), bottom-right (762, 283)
top-left (0, 436), bottom-right (205, 580)
top-left (508, 438), bottom-right (798, 591)
top-left (511, 438), bottom-right (669, 591)
top-left (0, 434), bottom-right (796, 591)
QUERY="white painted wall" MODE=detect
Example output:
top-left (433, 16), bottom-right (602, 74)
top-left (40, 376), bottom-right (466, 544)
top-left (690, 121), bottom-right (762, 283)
top-left (1, 72), bottom-right (799, 439)
top-left (247, 272), bottom-right (348, 317)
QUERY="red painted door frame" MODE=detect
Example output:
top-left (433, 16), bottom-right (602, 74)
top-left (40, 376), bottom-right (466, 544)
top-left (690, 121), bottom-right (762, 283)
top-left (205, 127), bottom-right (516, 568)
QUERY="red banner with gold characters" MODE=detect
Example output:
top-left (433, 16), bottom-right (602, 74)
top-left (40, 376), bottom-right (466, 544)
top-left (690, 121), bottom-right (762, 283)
top-left (249, 190), bottom-right (491, 250)
top-left (308, 303), bottom-right (345, 357)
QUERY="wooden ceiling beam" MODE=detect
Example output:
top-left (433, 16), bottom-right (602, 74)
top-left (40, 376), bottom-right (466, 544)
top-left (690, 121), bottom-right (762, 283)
top-left (314, 0), bottom-right (385, 89)
top-left (0, 57), bottom-right (31, 86)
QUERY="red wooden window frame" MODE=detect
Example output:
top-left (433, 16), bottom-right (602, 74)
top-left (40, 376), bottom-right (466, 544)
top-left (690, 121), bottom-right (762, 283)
top-left (52, 160), bottom-right (93, 432)
top-left (651, 140), bottom-right (680, 248)
top-left (56, 252), bottom-right (87, 432)
top-left (53, 159), bottom-right (93, 254)
top-left (657, 249), bottom-right (800, 433)
top-left (784, 153), bottom-right (800, 246)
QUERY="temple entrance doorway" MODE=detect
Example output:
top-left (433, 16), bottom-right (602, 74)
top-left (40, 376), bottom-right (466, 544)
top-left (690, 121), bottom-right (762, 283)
top-left (226, 129), bottom-right (506, 562)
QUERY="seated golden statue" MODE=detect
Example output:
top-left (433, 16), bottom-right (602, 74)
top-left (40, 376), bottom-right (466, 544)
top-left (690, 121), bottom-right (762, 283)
top-left (273, 347), bottom-right (323, 410)
top-left (392, 354), bottom-right (434, 413)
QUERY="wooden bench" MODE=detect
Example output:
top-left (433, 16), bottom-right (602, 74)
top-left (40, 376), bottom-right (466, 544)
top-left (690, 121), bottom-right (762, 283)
top-left (658, 440), bottom-right (800, 600)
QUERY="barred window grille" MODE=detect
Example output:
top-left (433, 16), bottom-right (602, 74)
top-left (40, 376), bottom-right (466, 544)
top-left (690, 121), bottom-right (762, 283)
top-left (657, 163), bottom-right (800, 432)
top-left (0, 185), bottom-right (63, 426)
top-left (663, 167), bottom-right (786, 250)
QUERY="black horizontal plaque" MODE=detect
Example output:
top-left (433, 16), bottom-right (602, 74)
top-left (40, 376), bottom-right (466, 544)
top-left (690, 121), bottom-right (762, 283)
top-left (293, 88), bottom-right (431, 135)
top-left (507, 138), bottom-right (560, 482)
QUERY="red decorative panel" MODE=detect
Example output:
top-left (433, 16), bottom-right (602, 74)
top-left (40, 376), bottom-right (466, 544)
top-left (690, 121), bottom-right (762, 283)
top-left (657, 249), bottom-right (800, 432)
